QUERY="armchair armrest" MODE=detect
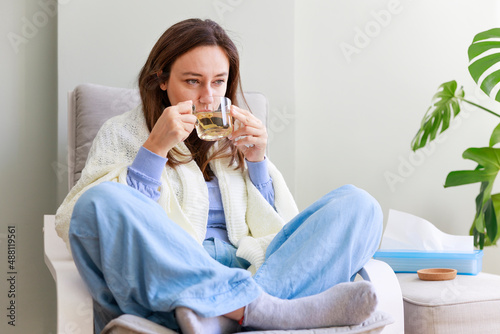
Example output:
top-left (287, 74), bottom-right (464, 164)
top-left (44, 215), bottom-right (94, 334)
top-left (358, 259), bottom-right (404, 334)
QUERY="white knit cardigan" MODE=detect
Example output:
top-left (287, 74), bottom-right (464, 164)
top-left (55, 106), bottom-right (299, 273)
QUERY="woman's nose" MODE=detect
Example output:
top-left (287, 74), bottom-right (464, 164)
top-left (199, 94), bottom-right (215, 104)
top-left (198, 82), bottom-right (215, 102)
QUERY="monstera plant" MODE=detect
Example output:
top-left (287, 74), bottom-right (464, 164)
top-left (412, 28), bottom-right (500, 249)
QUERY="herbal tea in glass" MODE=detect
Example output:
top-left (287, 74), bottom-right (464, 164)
top-left (193, 96), bottom-right (233, 141)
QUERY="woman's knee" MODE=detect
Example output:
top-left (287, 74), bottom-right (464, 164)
top-left (70, 182), bottom-right (130, 236)
top-left (76, 181), bottom-right (116, 205)
top-left (73, 182), bottom-right (118, 215)
top-left (346, 185), bottom-right (383, 239)
top-left (326, 184), bottom-right (383, 230)
top-left (77, 181), bottom-right (139, 209)
top-left (343, 185), bottom-right (381, 215)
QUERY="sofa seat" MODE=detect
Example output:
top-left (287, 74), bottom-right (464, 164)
top-left (102, 311), bottom-right (393, 334)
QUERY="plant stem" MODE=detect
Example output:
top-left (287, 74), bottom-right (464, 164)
top-left (462, 98), bottom-right (500, 118)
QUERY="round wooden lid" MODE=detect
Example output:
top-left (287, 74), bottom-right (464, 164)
top-left (417, 268), bottom-right (457, 281)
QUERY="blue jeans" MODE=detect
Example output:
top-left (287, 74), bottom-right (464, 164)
top-left (69, 182), bottom-right (382, 332)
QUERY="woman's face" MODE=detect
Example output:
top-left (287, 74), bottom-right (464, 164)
top-left (161, 45), bottom-right (230, 105)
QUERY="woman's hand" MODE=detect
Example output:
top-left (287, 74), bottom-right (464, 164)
top-left (229, 105), bottom-right (267, 162)
top-left (143, 101), bottom-right (196, 157)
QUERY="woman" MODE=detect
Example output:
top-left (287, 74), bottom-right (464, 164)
top-left (55, 18), bottom-right (383, 333)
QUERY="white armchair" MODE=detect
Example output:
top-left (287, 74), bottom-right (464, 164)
top-left (44, 83), bottom-right (404, 334)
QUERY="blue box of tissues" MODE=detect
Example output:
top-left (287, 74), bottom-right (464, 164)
top-left (373, 249), bottom-right (483, 275)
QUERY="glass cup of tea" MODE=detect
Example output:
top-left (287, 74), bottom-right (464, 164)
top-left (192, 96), bottom-right (233, 141)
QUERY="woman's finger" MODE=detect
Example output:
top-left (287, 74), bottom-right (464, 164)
top-left (176, 100), bottom-right (194, 115)
top-left (230, 107), bottom-right (265, 138)
top-left (231, 106), bottom-right (261, 127)
top-left (179, 113), bottom-right (196, 125)
top-left (230, 124), bottom-right (265, 140)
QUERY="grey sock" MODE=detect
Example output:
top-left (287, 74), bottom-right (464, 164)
top-left (243, 280), bottom-right (377, 330)
top-left (175, 307), bottom-right (240, 334)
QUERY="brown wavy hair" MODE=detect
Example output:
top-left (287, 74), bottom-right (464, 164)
top-left (138, 18), bottom-right (245, 180)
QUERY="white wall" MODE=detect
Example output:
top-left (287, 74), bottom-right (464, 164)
top-left (57, 0), bottom-right (296, 203)
top-left (295, 0), bottom-right (500, 274)
top-left (0, 0), bottom-right (57, 333)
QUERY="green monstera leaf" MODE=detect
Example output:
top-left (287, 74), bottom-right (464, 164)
top-left (468, 28), bottom-right (500, 102)
top-left (411, 80), bottom-right (464, 151)
top-left (444, 147), bottom-right (500, 248)
top-left (489, 122), bottom-right (500, 147)
top-left (411, 28), bottom-right (500, 249)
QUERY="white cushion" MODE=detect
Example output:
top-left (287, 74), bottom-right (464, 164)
top-left (101, 314), bottom-right (177, 334)
top-left (101, 311), bottom-right (392, 334)
top-left (398, 272), bottom-right (500, 333)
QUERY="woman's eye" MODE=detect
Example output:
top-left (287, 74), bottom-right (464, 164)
top-left (186, 79), bottom-right (199, 85)
top-left (213, 80), bottom-right (225, 86)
